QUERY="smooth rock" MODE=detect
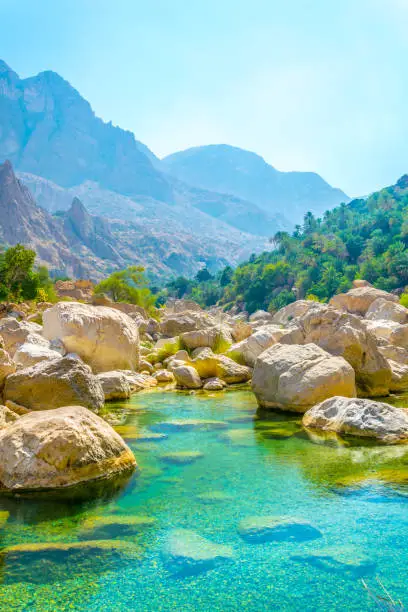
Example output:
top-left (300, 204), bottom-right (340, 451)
top-left (366, 298), bottom-right (408, 324)
top-left (173, 365), bottom-right (202, 389)
top-left (329, 286), bottom-right (398, 316)
top-left (203, 377), bottom-right (226, 391)
top-left (4, 356), bottom-right (104, 412)
top-left (181, 326), bottom-right (232, 352)
top-left (42, 302), bottom-right (140, 373)
top-left (252, 343), bottom-right (356, 412)
top-left (0, 406), bottom-right (136, 491)
top-left (303, 396), bottom-right (408, 443)
top-left (271, 300), bottom-right (324, 326)
top-left (96, 371), bottom-right (132, 400)
top-left (154, 369), bottom-right (175, 383)
top-left (288, 307), bottom-right (392, 397)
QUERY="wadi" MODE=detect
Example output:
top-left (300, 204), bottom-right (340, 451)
top-left (1, 4), bottom-right (408, 607)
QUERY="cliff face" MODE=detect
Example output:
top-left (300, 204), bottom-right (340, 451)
top-left (0, 61), bottom-right (171, 202)
top-left (0, 161), bottom-right (257, 281)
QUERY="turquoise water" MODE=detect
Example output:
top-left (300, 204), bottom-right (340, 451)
top-left (1, 388), bottom-right (408, 610)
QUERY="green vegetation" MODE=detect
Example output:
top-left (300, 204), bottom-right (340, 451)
top-left (165, 177), bottom-right (408, 313)
top-left (0, 244), bottom-right (56, 303)
top-left (94, 266), bottom-right (157, 315)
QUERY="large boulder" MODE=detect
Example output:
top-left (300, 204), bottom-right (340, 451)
top-left (329, 286), bottom-right (398, 316)
top-left (42, 302), bottom-right (139, 373)
top-left (271, 300), bottom-right (324, 327)
top-left (0, 318), bottom-right (48, 357)
top-left (227, 325), bottom-right (287, 366)
top-left (181, 326), bottom-right (233, 352)
top-left (173, 365), bottom-right (202, 389)
top-left (286, 307), bottom-right (391, 397)
top-left (160, 311), bottom-right (216, 337)
top-left (252, 343), bottom-right (356, 412)
top-left (13, 343), bottom-right (62, 368)
top-left (303, 396), bottom-right (408, 443)
top-left (3, 356), bottom-right (104, 412)
top-left (192, 348), bottom-right (251, 383)
top-left (365, 298), bottom-right (408, 324)
top-left (0, 406), bottom-right (136, 491)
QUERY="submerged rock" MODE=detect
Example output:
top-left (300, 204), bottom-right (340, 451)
top-left (291, 546), bottom-right (376, 577)
top-left (159, 451), bottom-right (204, 465)
top-left (252, 343), bottom-right (356, 412)
top-left (162, 529), bottom-right (234, 575)
top-left (0, 406), bottom-right (137, 492)
top-left (4, 356), bottom-right (104, 412)
top-left (42, 302), bottom-right (140, 373)
top-left (238, 516), bottom-right (322, 543)
top-left (152, 419), bottom-right (228, 432)
top-left (80, 515), bottom-right (155, 539)
top-left (303, 396), bottom-right (408, 443)
top-left (0, 539), bottom-right (140, 584)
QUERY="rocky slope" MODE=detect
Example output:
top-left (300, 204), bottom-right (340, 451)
top-left (163, 144), bottom-right (349, 223)
top-left (1, 160), bottom-right (264, 280)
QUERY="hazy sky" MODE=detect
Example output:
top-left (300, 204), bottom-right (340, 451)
top-left (1, 0), bottom-right (407, 196)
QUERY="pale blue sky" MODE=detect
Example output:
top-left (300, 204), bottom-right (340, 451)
top-left (1, 0), bottom-right (407, 196)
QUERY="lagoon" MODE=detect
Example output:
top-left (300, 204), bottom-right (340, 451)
top-left (1, 388), bottom-right (408, 610)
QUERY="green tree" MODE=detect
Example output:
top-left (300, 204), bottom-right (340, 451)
top-left (94, 266), bottom-right (156, 314)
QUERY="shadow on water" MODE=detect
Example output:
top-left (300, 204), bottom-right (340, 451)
top-left (0, 468), bottom-right (137, 524)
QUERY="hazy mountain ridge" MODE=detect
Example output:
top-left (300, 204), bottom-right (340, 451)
top-left (0, 60), bottom-right (288, 239)
top-left (163, 144), bottom-right (349, 223)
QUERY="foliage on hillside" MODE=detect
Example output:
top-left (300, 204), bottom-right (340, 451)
top-left (165, 176), bottom-right (408, 313)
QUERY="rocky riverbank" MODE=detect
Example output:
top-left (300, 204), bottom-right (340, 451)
top-left (1, 279), bottom-right (408, 494)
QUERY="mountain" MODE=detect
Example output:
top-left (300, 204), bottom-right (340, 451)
top-left (1, 160), bottom-right (266, 280)
top-left (162, 145), bottom-right (349, 223)
top-left (0, 60), bottom-right (287, 240)
top-left (0, 160), bottom-right (88, 277)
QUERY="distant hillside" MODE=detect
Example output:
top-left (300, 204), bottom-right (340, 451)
top-left (168, 175), bottom-right (408, 312)
top-left (163, 144), bottom-right (349, 223)
top-left (2, 160), bottom-right (269, 281)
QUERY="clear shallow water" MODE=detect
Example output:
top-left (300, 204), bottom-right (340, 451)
top-left (1, 389), bottom-right (408, 611)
